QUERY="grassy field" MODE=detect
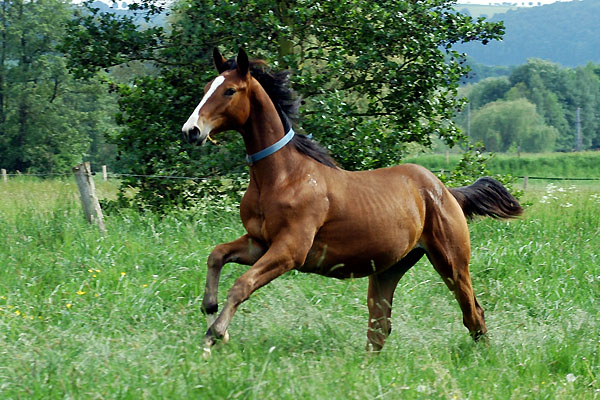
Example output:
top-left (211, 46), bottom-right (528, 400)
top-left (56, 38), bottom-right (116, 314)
top-left (1, 177), bottom-right (599, 398)
top-left (404, 151), bottom-right (600, 181)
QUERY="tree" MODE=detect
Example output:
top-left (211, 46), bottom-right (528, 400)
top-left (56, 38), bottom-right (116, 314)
top-left (63, 0), bottom-right (504, 210)
top-left (571, 64), bottom-right (600, 149)
top-left (0, 0), bottom-right (118, 173)
top-left (470, 99), bottom-right (557, 153)
top-left (461, 58), bottom-right (600, 152)
top-left (507, 60), bottom-right (571, 150)
top-left (467, 77), bottom-right (511, 110)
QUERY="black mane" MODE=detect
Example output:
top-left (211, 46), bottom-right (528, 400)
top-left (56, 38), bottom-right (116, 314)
top-left (222, 58), bottom-right (338, 169)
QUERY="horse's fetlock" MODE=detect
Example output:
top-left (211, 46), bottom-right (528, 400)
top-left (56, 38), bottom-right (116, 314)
top-left (201, 302), bottom-right (218, 315)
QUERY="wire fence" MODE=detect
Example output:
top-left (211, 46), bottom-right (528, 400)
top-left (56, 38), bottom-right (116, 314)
top-left (423, 169), bottom-right (599, 182)
top-left (1, 170), bottom-right (210, 181)
top-left (106, 172), bottom-right (210, 181)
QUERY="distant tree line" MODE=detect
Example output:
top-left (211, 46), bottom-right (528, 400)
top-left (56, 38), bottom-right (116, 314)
top-left (457, 59), bottom-right (600, 153)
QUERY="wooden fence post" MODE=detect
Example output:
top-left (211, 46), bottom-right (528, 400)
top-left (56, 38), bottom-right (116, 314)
top-left (1, 169), bottom-right (6, 183)
top-left (73, 162), bottom-right (106, 233)
top-left (523, 176), bottom-right (529, 190)
top-left (102, 165), bottom-right (108, 181)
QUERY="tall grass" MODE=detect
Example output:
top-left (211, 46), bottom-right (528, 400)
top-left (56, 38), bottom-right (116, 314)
top-left (404, 151), bottom-right (600, 179)
top-left (1, 178), bottom-right (599, 398)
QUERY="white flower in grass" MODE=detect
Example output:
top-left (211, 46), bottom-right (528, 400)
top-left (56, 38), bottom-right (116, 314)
top-left (566, 373), bottom-right (577, 383)
top-left (561, 202), bottom-right (573, 208)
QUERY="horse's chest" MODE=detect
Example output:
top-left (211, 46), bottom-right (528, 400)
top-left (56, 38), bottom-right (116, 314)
top-left (240, 193), bottom-right (265, 240)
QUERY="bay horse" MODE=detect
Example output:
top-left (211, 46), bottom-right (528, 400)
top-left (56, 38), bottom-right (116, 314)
top-left (182, 48), bottom-right (523, 357)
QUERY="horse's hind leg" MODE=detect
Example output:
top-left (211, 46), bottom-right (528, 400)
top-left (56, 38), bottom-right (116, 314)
top-left (202, 235), bottom-right (266, 339)
top-left (366, 248), bottom-right (425, 352)
top-left (423, 235), bottom-right (487, 341)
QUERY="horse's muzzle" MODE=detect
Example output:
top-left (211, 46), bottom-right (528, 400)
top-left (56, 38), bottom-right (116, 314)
top-left (187, 126), bottom-right (201, 143)
top-left (183, 126), bottom-right (207, 145)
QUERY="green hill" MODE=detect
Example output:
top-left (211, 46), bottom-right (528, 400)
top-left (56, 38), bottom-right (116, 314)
top-left (455, 4), bottom-right (517, 18)
top-left (455, 0), bottom-right (600, 67)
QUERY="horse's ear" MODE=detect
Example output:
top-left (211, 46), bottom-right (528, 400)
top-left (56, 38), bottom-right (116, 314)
top-left (213, 47), bottom-right (227, 73)
top-left (236, 48), bottom-right (249, 77)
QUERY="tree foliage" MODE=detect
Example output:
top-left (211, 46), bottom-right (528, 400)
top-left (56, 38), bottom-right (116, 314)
top-left (63, 0), bottom-right (503, 210)
top-left (458, 59), bottom-right (600, 152)
top-left (469, 98), bottom-right (557, 153)
top-left (0, 0), bottom-right (118, 173)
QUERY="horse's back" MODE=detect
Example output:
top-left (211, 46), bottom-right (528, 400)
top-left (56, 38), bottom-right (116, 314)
top-left (337, 163), bottom-right (452, 214)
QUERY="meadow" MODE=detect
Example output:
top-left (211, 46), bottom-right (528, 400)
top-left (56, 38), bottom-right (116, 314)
top-left (0, 176), bottom-right (599, 399)
top-left (403, 151), bottom-right (600, 180)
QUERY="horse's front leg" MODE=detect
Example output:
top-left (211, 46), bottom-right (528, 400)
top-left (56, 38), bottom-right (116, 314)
top-left (203, 236), bottom-right (309, 356)
top-left (202, 234), bottom-right (266, 340)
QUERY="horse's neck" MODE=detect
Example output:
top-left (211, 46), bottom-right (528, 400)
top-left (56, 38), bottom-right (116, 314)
top-left (243, 85), bottom-right (304, 187)
top-left (245, 123), bottom-right (300, 189)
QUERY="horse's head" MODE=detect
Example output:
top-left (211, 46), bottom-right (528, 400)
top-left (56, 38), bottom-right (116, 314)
top-left (182, 48), bottom-right (252, 144)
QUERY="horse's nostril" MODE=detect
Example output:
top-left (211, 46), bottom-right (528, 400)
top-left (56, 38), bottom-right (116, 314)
top-left (187, 126), bottom-right (201, 143)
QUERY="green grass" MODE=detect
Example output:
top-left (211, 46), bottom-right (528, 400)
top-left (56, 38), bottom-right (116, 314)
top-left (404, 151), bottom-right (600, 180)
top-left (1, 177), bottom-right (599, 398)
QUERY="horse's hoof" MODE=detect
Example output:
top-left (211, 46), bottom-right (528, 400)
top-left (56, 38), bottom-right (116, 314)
top-left (222, 330), bottom-right (230, 344)
top-left (472, 329), bottom-right (489, 343)
top-left (365, 342), bottom-right (383, 354)
top-left (202, 346), bottom-right (212, 360)
top-left (474, 332), bottom-right (490, 346)
top-left (202, 334), bottom-right (216, 360)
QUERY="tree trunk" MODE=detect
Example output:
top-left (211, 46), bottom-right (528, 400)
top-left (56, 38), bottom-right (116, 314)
top-left (275, 0), bottom-right (294, 67)
top-left (0, 0), bottom-right (8, 127)
top-left (14, 0), bottom-right (29, 171)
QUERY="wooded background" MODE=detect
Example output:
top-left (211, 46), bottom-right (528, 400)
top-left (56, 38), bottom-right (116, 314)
top-left (1, 0), bottom-right (598, 210)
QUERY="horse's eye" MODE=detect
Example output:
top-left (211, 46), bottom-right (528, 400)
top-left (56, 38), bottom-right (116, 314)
top-left (224, 88), bottom-right (236, 96)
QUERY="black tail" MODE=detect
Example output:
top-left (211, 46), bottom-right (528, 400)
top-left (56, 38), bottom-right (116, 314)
top-left (449, 177), bottom-right (523, 220)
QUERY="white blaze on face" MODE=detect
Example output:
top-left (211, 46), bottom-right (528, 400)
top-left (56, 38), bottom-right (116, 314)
top-left (182, 75), bottom-right (226, 135)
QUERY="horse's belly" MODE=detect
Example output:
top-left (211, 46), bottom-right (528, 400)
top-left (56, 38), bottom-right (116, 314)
top-left (296, 168), bottom-right (426, 278)
top-left (299, 226), bottom-right (417, 279)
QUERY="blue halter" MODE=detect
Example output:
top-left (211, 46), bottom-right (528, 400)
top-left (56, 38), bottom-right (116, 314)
top-left (246, 128), bottom-right (296, 166)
